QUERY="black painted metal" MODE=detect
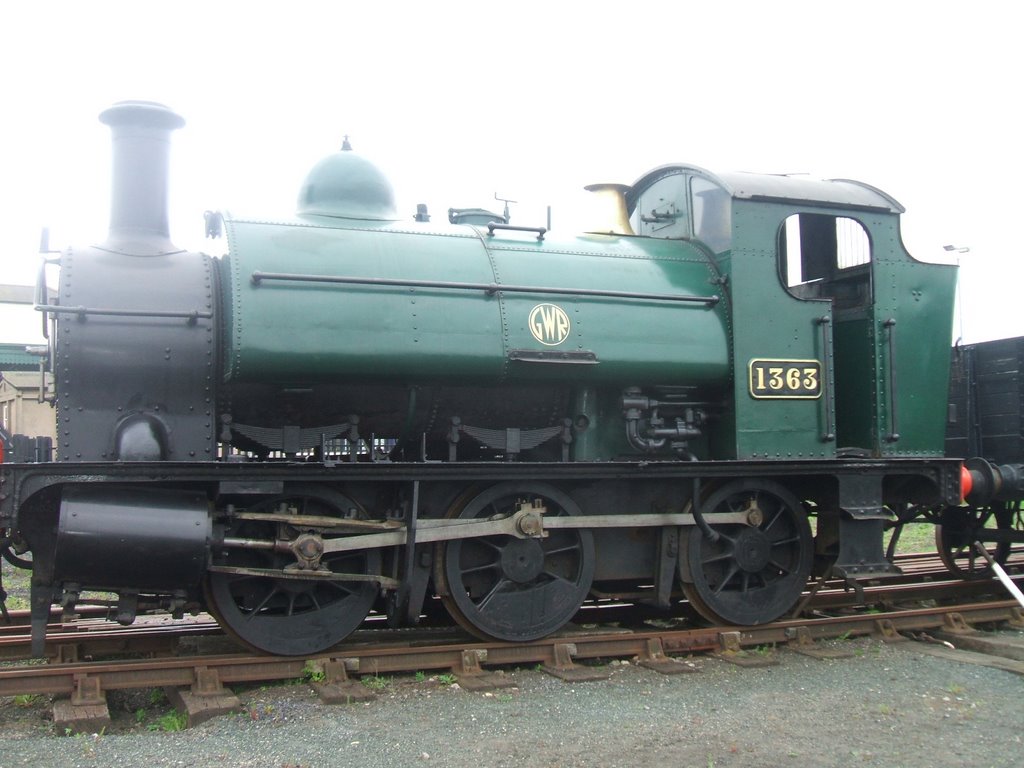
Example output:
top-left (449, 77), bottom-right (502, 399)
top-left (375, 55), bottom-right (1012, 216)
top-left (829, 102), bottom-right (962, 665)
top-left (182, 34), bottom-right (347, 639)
top-left (486, 221), bottom-right (547, 240)
top-left (818, 315), bottom-right (836, 442)
top-left (935, 503), bottom-right (1015, 578)
top-left (830, 517), bottom-right (900, 578)
top-left (54, 486), bottom-right (210, 591)
top-left (391, 480), bottom-right (421, 626)
top-left (884, 318), bottom-right (900, 442)
top-left (205, 487), bottom-right (381, 655)
top-left (54, 248), bottom-right (217, 461)
top-left (98, 101), bottom-right (185, 257)
top-left (438, 482), bottom-right (595, 642)
top-left (3, 456), bottom-right (966, 524)
top-left (679, 479), bottom-right (813, 625)
top-left (34, 304), bottom-right (212, 321)
top-left (49, 102), bottom-right (218, 463)
top-left (947, 336), bottom-right (1024, 465)
top-left (507, 350), bottom-right (599, 364)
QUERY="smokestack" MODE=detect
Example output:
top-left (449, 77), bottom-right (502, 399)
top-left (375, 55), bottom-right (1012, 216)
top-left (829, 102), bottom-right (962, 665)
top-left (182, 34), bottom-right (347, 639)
top-left (98, 100), bottom-right (185, 255)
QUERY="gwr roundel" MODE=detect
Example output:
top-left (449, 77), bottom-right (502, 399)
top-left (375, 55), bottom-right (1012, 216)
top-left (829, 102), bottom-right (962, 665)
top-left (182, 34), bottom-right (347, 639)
top-left (528, 303), bottom-right (571, 346)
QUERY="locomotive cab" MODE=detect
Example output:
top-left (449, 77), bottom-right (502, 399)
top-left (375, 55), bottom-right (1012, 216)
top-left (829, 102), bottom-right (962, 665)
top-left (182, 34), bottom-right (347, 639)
top-left (621, 164), bottom-right (957, 461)
top-left (621, 165), bottom-right (959, 582)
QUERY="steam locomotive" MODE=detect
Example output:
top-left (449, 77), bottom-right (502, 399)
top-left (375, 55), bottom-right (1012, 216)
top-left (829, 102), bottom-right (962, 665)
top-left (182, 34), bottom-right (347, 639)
top-left (1, 101), bottom-right (1018, 657)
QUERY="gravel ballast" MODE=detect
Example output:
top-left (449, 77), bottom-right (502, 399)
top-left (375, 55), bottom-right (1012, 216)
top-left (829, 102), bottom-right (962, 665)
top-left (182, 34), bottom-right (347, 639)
top-left (1, 630), bottom-right (1021, 768)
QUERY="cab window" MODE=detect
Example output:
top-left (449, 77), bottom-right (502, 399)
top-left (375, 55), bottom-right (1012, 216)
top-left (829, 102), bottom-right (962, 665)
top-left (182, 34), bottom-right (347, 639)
top-left (779, 213), bottom-right (872, 308)
top-left (630, 172), bottom-right (689, 239)
top-left (630, 171), bottom-right (731, 252)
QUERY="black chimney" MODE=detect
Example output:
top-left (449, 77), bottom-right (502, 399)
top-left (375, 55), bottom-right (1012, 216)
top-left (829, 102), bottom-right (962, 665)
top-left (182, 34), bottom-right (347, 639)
top-left (98, 100), bottom-right (185, 255)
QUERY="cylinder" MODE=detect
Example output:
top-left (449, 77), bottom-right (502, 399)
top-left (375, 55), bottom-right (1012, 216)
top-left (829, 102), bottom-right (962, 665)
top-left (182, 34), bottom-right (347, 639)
top-left (54, 486), bottom-right (211, 592)
top-left (98, 100), bottom-right (185, 255)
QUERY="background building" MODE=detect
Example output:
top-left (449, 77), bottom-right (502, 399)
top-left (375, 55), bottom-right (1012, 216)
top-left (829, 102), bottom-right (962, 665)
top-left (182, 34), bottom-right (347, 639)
top-left (0, 343), bottom-right (55, 442)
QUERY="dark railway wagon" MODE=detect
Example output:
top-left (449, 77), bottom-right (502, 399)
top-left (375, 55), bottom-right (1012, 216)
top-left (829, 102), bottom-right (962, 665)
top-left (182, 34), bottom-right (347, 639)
top-left (936, 338), bottom-right (1024, 576)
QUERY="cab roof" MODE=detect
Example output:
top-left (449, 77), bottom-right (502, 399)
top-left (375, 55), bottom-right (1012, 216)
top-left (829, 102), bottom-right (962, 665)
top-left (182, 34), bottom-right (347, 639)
top-left (630, 164), bottom-right (905, 214)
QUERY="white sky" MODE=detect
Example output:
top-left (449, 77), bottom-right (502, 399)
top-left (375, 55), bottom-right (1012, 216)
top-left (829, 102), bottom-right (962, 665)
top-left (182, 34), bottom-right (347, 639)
top-left (1, 1), bottom-right (1019, 344)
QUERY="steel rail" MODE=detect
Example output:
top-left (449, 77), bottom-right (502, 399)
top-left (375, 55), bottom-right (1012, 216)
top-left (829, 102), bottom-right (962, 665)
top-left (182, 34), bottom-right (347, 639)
top-left (0, 558), bottom-right (1020, 662)
top-left (0, 600), bottom-right (1019, 700)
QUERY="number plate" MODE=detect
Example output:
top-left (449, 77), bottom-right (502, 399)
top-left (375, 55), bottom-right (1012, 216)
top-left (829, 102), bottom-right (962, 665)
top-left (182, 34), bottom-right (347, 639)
top-left (748, 359), bottom-right (822, 399)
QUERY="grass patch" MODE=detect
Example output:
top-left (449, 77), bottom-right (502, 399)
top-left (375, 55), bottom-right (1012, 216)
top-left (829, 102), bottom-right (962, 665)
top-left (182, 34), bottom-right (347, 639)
top-left (1, 558), bottom-right (32, 610)
top-left (301, 661), bottom-right (326, 683)
top-left (147, 710), bottom-right (187, 732)
top-left (360, 675), bottom-right (390, 690)
top-left (891, 522), bottom-right (936, 554)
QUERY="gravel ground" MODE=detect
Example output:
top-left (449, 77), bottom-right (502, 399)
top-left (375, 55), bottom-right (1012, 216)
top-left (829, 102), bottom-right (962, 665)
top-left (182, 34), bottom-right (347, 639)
top-left (0, 630), bottom-right (1021, 768)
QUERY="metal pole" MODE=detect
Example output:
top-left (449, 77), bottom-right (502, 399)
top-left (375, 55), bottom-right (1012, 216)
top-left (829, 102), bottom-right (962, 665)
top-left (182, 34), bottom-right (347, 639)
top-left (973, 542), bottom-right (1024, 609)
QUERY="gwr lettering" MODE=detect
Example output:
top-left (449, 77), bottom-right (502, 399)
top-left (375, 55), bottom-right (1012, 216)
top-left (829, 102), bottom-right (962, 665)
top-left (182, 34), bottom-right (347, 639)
top-left (528, 303), bottom-right (571, 346)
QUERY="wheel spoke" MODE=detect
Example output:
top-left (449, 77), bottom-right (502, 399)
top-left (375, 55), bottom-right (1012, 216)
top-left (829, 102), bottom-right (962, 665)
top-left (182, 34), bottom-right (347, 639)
top-left (207, 488), bottom-right (381, 655)
top-left (441, 483), bottom-right (594, 642)
top-left (762, 506), bottom-right (782, 534)
top-left (708, 530), bottom-right (738, 547)
top-left (543, 542), bottom-right (582, 557)
top-left (475, 537), bottom-right (506, 554)
top-left (938, 504), bottom-right (1013, 580)
top-left (681, 481), bottom-right (812, 626)
top-left (326, 580), bottom-right (356, 597)
top-left (475, 577), bottom-right (513, 612)
top-left (712, 563), bottom-right (740, 595)
top-left (460, 560), bottom-right (501, 577)
top-left (702, 549), bottom-right (736, 566)
top-left (244, 587), bottom-right (279, 622)
top-left (541, 571), bottom-right (575, 588)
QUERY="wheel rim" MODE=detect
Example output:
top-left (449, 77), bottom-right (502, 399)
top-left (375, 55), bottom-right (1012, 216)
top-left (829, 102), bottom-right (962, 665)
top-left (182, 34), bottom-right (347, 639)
top-left (205, 487), bottom-right (380, 655)
top-left (437, 482), bottom-right (594, 642)
top-left (680, 480), bottom-right (812, 625)
top-left (935, 503), bottom-right (1012, 579)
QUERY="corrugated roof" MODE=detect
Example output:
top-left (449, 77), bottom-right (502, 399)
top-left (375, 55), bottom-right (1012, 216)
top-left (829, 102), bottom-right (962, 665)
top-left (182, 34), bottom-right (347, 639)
top-left (0, 343), bottom-right (44, 371)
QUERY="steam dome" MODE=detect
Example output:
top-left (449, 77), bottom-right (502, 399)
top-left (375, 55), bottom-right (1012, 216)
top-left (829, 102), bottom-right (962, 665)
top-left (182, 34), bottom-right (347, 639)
top-left (297, 141), bottom-right (398, 221)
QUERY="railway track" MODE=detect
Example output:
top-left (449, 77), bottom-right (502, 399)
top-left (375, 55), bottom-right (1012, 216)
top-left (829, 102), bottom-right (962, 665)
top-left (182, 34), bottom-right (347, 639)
top-left (0, 550), bottom-right (1019, 661)
top-left (1, 555), bottom-right (1022, 733)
